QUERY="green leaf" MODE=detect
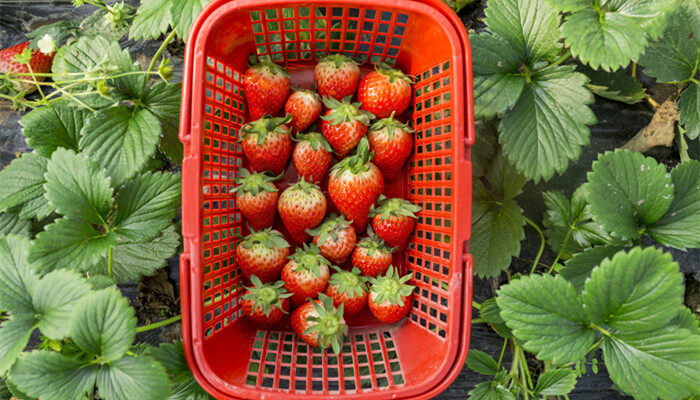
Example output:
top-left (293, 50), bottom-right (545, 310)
top-left (500, 66), bottom-right (595, 181)
top-left (639, 4), bottom-right (699, 83)
top-left (497, 274), bottom-right (595, 364)
top-left (113, 171), bottom-right (180, 241)
top-left (471, 200), bottom-right (525, 278)
top-left (0, 213), bottom-right (31, 237)
top-left (544, 0), bottom-right (592, 12)
top-left (32, 270), bottom-right (91, 339)
top-left (679, 82), bottom-right (700, 140)
top-left (9, 351), bottom-right (98, 400)
top-left (483, 0), bottom-right (562, 64)
top-left (151, 342), bottom-right (190, 381)
top-left (534, 368), bottom-right (577, 395)
top-left (648, 160), bottom-right (700, 249)
top-left (468, 380), bottom-right (516, 400)
top-left (0, 315), bottom-right (36, 376)
top-left (142, 81), bottom-right (183, 164)
top-left (170, 0), bottom-right (209, 39)
top-left (472, 121), bottom-right (499, 178)
top-left (670, 306), bottom-right (700, 334)
top-left (0, 153), bottom-right (53, 220)
top-left (25, 20), bottom-right (80, 50)
top-left (559, 245), bottom-right (626, 291)
top-left (70, 288), bottom-right (137, 362)
top-left (479, 298), bottom-right (513, 338)
top-left (0, 379), bottom-right (11, 400)
top-left (130, 0), bottom-right (173, 41)
top-left (88, 275), bottom-right (117, 290)
top-left (80, 106), bottom-right (162, 185)
top-left (167, 379), bottom-right (215, 400)
top-left (0, 235), bottom-right (36, 314)
top-left (20, 101), bottom-right (88, 157)
top-left (585, 149), bottom-right (673, 240)
top-left (45, 148), bottom-right (115, 225)
top-left (576, 64), bottom-right (646, 104)
top-left (466, 349), bottom-right (500, 375)
top-left (96, 356), bottom-right (170, 400)
top-left (602, 327), bottom-right (700, 400)
top-left (29, 217), bottom-right (117, 274)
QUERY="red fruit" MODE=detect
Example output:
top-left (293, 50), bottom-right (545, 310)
top-left (370, 195), bottom-right (421, 250)
top-left (351, 228), bottom-right (395, 278)
top-left (292, 132), bottom-right (333, 183)
top-left (0, 42), bottom-right (55, 93)
top-left (240, 115), bottom-right (293, 175)
top-left (328, 138), bottom-right (384, 232)
top-left (367, 112), bottom-right (414, 181)
top-left (243, 60), bottom-right (290, 120)
top-left (281, 244), bottom-right (331, 306)
top-left (277, 178), bottom-right (327, 244)
top-left (233, 168), bottom-right (280, 230)
top-left (241, 276), bottom-right (292, 328)
top-left (324, 266), bottom-right (368, 317)
top-left (357, 62), bottom-right (412, 119)
top-left (236, 228), bottom-right (290, 283)
top-left (291, 293), bottom-right (348, 353)
top-left (285, 89), bottom-right (322, 133)
top-left (307, 214), bottom-right (356, 265)
top-left (367, 266), bottom-right (414, 324)
top-left (314, 54), bottom-right (360, 101)
top-left (321, 96), bottom-right (374, 157)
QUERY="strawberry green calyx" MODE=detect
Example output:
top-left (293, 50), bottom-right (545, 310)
top-left (304, 293), bottom-right (349, 354)
top-left (240, 227), bottom-right (290, 250)
top-left (321, 96), bottom-right (374, 126)
top-left (243, 275), bottom-right (293, 317)
top-left (370, 194), bottom-right (421, 220)
top-left (249, 59), bottom-right (290, 78)
top-left (307, 214), bottom-right (353, 246)
top-left (329, 266), bottom-right (368, 299)
top-left (331, 137), bottom-right (374, 175)
top-left (368, 266), bottom-right (414, 306)
top-left (369, 111), bottom-right (415, 139)
top-left (295, 132), bottom-right (334, 153)
top-left (233, 167), bottom-right (281, 196)
top-left (241, 114), bottom-right (292, 146)
top-left (286, 176), bottom-right (323, 197)
top-left (374, 61), bottom-right (412, 84)
top-left (357, 228), bottom-right (395, 256)
top-left (289, 243), bottom-right (331, 277)
top-left (319, 54), bottom-right (359, 69)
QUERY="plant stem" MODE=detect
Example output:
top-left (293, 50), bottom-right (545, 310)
top-left (107, 246), bottom-right (113, 280)
top-left (523, 216), bottom-right (545, 274)
top-left (548, 227), bottom-right (573, 273)
top-left (472, 300), bottom-right (481, 310)
top-left (135, 314), bottom-right (182, 333)
top-left (143, 30), bottom-right (178, 91)
top-left (472, 318), bottom-right (484, 324)
top-left (646, 95), bottom-right (660, 108)
top-left (497, 338), bottom-right (508, 368)
top-left (550, 49), bottom-right (572, 67)
top-left (631, 62), bottom-right (637, 78)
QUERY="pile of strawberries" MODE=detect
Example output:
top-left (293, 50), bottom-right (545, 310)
top-left (236, 55), bottom-right (421, 354)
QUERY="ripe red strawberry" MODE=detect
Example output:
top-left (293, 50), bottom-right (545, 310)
top-left (292, 132), bottom-right (333, 183)
top-left (314, 54), bottom-right (360, 101)
top-left (0, 42), bottom-right (55, 93)
top-left (321, 96), bottom-right (374, 157)
top-left (240, 115), bottom-right (293, 175)
top-left (370, 195), bottom-right (421, 250)
top-left (328, 138), bottom-right (384, 232)
top-left (277, 178), bottom-right (327, 244)
top-left (324, 266), bottom-right (368, 317)
top-left (233, 168), bottom-right (280, 230)
top-left (357, 62), bottom-right (412, 118)
top-left (291, 293), bottom-right (348, 353)
top-left (307, 214), bottom-right (356, 265)
top-left (285, 88), bottom-right (322, 133)
top-left (367, 112), bottom-right (414, 181)
top-left (351, 228), bottom-right (395, 277)
top-left (236, 228), bottom-right (290, 283)
top-left (282, 244), bottom-right (331, 306)
top-left (368, 266), bottom-right (414, 324)
top-left (243, 60), bottom-right (290, 120)
top-left (241, 276), bottom-right (292, 328)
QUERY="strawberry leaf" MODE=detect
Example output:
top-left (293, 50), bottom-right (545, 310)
top-left (151, 342), bottom-right (215, 399)
top-left (20, 101), bottom-right (88, 157)
top-left (170, 0), bottom-right (209, 40)
top-left (559, 245), bottom-right (626, 291)
top-left (576, 64), bottom-right (646, 104)
top-left (671, 306), bottom-right (700, 334)
top-left (0, 235), bottom-right (37, 315)
top-left (0, 153), bottom-right (53, 220)
top-left (466, 349), bottom-right (500, 375)
top-left (96, 356), bottom-right (171, 400)
top-left (0, 315), bottom-right (36, 377)
top-left (142, 81), bottom-right (183, 164)
top-left (533, 368), bottom-right (577, 396)
top-left (468, 375), bottom-right (516, 400)
top-left (9, 351), bottom-right (99, 400)
top-left (0, 213), bottom-right (31, 237)
top-left (130, 0), bottom-right (173, 41)
top-left (32, 270), bottom-right (91, 339)
top-left (678, 82), bottom-right (700, 140)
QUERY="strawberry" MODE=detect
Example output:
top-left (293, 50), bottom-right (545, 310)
top-left (370, 195), bottom-right (421, 250)
top-left (324, 266), bottom-right (368, 317)
top-left (351, 228), bottom-right (395, 278)
top-left (307, 214), bottom-right (356, 265)
top-left (240, 115), bottom-right (293, 175)
top-left (235, 228), bottom-right (290, 283)
top-left (277, 178), bottom-right (327, 244)
top-left (291, 293), bottom-right (348, 353)
top-left (357, 62), bottom-right (412, 119)
top-left (367, 266), bottom-right (414, 324)
top-left (292, 132), bottom-right (333, 183)
top-left (243, 60), bottom-right (290, 120)
top-left (241, 275), bottom-right (292, 328)
top-left (328, 138), bottom-right (384, 232)
top-left (0, 42), bottom-right (55, 93)
top-left (281, 244), bottom-right (331, 306)
top-left (367, 112), bottom-right (414, 181)
top-left (233, 168), bottom-right (280, 230)
top-left (314, 54), bottom-right (360, 101)
top-left (285, 88), bottom-right (322, 133)
top-left (320, 96), bottom-right (374, 157)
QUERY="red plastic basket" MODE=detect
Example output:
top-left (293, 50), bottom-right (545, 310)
top-left (179, 0), bottom-right (475, 398)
